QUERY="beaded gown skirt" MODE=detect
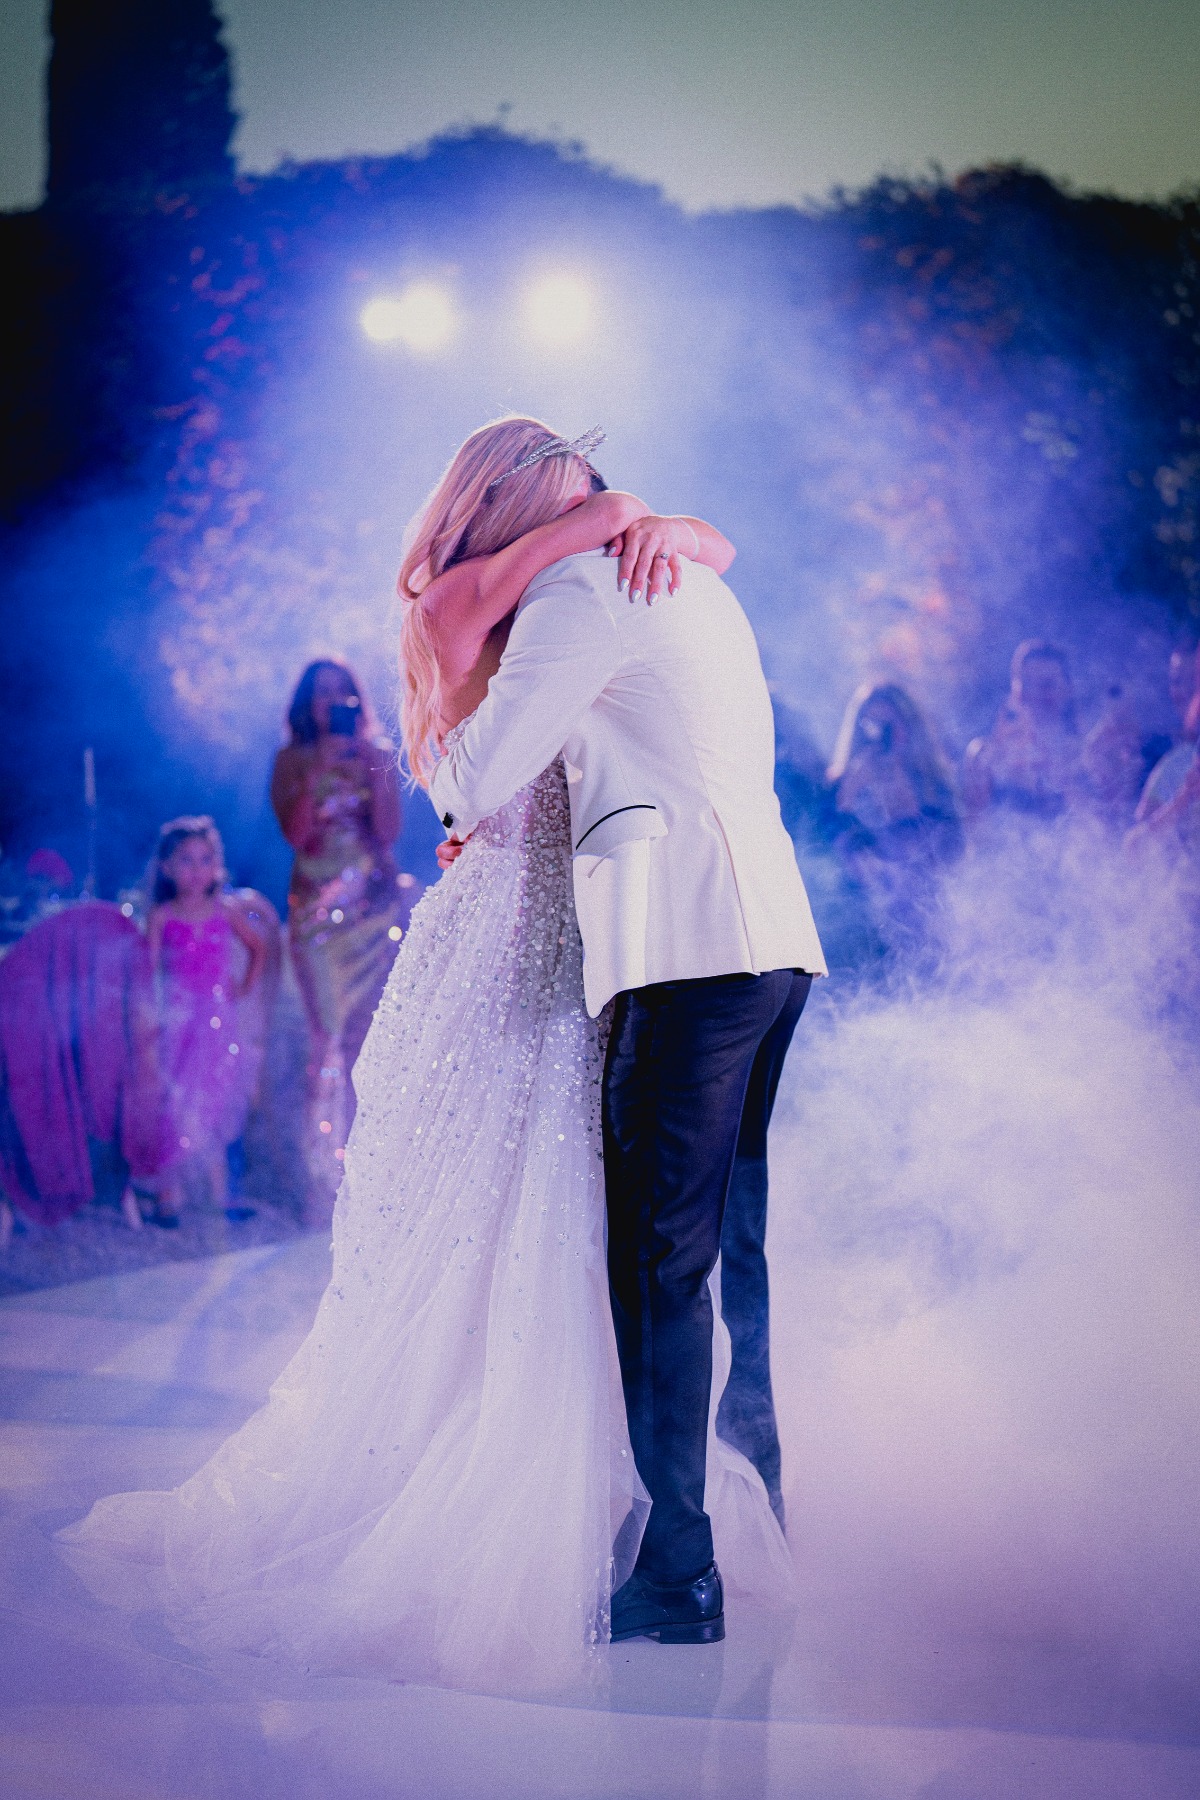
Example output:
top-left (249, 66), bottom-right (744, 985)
top-left (58, 754), bottom-right (792, 1697)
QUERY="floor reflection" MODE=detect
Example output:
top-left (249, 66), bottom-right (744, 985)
top-left (0, 1242), bottom-right (1197, 1799)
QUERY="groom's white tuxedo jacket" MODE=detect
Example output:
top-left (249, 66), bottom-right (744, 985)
top-left (430, 549), bottom-right (827, 1017)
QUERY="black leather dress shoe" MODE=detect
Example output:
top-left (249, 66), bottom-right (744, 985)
top-left (610, 1561), bottom-right (725, 1644)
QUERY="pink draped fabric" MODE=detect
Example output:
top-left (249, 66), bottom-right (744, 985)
top-left (0, 902), bottom-right (171, 1224)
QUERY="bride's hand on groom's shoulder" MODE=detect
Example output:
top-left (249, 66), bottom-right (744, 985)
top-left (608, 515), bottom-right (690, 605)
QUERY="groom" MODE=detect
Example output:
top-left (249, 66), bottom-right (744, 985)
top-left (431, 535), bottom-right (825, 1644)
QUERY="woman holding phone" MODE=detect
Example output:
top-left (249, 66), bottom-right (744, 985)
top-left (271, 659), bottom-right (404, 1213)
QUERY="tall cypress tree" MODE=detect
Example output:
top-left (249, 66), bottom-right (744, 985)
top-left (47, 0), bottom-right (236, 201)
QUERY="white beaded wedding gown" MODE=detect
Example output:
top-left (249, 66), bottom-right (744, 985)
top-left (59, 748), bottom-right (792, 1698)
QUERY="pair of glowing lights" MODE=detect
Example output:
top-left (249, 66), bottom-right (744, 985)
top-left (360, 274), bottom-right (593, 352)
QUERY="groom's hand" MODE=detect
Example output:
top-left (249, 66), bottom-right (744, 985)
top-left (436, 833), bottom-right (469, 871)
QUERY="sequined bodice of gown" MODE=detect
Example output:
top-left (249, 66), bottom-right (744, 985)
top-left (59, 750), bottom-right (793, 1697)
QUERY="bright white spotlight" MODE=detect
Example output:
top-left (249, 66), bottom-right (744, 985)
top-left (361, 297), bottom-right (405, 343)
top-left (525, 274), bottom-right (592, 347)
top-left (360, 283), bottom-right (456, 351)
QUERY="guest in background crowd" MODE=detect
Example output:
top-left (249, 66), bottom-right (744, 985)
top-left (147, 817), bottom-right (267, 1225)
top-left (827, 681), bottom-right (962, 958)
top-left (1126, 654), bottom-right (1200, 877)
top-left (766, 690), bottom-right (873, 972)
top-left (1080, 684), bottom-right (1149, 827)
top-left (962, 640), bottom-right (1081, 821)
top-left (222, 883), bottom-right (284, 1205)
top-left (1134, 642), bottom-right (1198, 824)
top-left (770, 689), bottom-right (836, 844)
top-left (1127, 757), bottom-right (1200, 867)
top-left (270, 659), bottom-right (405, 1216)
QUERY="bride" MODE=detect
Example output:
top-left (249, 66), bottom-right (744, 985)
top-left (59, 417), bottom-right (791, 1698)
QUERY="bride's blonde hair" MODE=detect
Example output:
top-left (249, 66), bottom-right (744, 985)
top-left (397, 416), bottom-right (595, 786)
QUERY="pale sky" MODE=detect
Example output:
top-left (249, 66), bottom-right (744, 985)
top-left (2, 0), bottom-right (1198, 213)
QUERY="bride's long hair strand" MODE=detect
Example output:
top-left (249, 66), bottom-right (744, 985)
top-left (397, 417), bottom-right (593, 785)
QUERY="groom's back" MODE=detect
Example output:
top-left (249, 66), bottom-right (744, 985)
top-left (606, 555), bottom-right (780, 812)
top-left (534, 550), bottom-right (826, 1009)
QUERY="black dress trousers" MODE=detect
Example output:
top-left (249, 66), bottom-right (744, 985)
top-left (603, 967), bottom-right (797, 1583)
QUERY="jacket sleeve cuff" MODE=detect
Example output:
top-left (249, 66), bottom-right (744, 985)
top-left (429, 762), bottom-right (471, 836)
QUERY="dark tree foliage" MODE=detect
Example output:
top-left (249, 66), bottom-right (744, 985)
top-left (833, 167), bottom-right (1198, 611)
top-left (0, 0), bottom-right (236, 511)
top-left (47, 0), bottom-right (235, 200)
top-left (0, 90), bottom-right (1196, 893)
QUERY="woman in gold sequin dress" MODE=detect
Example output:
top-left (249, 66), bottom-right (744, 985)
top-left (59, 421), bottom-right (790, 1698)
top-left (271, 660), bottom-right (405, 1208)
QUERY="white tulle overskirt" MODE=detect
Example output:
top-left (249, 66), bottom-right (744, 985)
top-left (59, 758), bottom-right (792, 1698)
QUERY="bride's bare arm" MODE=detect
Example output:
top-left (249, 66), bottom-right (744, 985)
top-left (424, 489), bottom-right (647, 686)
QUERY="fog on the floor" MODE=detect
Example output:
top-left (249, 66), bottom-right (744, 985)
top-left (770, 819), bottom-right (1200, 1730)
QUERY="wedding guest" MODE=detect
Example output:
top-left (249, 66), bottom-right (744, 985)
top-left (826, 681), bottom-right (962, 957)
top-left (147, 817), bottom-right (266, 1224)
top-left (223, 886), bottom-right (284, 1210)
top-left (1080, 683), bottom-right (1148, 826)
top-left (961, 640), bottom-right (1081, 820)
top-left (1126, 661), bottom-right (1200, 876)
top-left (1134, 642), bottom-right (1198, 824)
top-left (1125, 765), bottom-right (1200, 1026)
top-left (270, 660), bottom-right (404, 1215)
top-left (770, 689), bottom-right (835, 842)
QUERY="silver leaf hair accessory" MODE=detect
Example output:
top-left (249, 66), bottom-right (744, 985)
top-left (486, 426), bottom-right (606, 497)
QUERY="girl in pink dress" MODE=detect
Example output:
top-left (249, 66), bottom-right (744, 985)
top-left (147, 818), bottom-right (266, 1223)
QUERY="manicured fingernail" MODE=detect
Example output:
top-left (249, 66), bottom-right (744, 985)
top-left (631, 588), bottom-right (641, 602)
top-left (618, 577), bottom-right (627, 591)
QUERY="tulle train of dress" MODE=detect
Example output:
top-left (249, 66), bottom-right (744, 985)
top-left (58, 753), bottom-right (793, 1698)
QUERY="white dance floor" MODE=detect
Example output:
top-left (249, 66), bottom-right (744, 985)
top-left (1, 1239), bottom-right (1196, 1800)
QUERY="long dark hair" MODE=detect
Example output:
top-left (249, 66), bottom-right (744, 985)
top-left (286, 658), bottom-right (370, 746)
top-left (828, 682), bottom-right (959, 819)
top-left (151, 815), bottom-right (226, 903)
